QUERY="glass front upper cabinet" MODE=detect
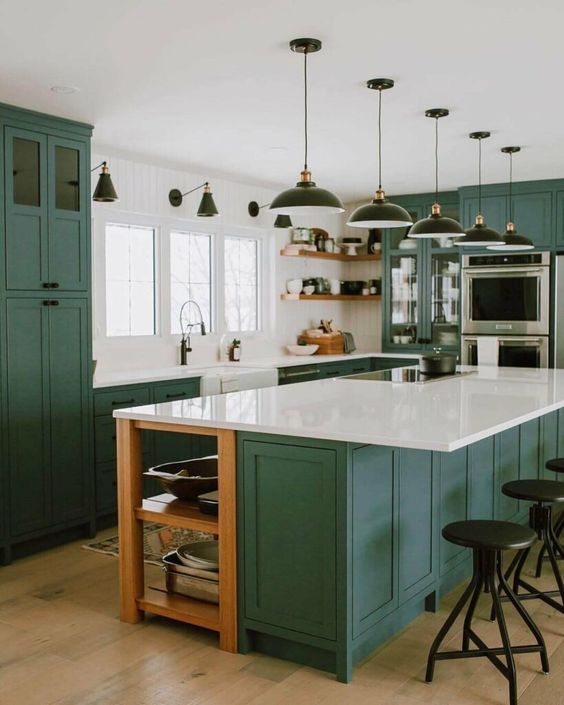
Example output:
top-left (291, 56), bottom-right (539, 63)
top-left (13, 137), bottom-right (41, 207)
top-left (54, 145), bottom-right (80, 211)
top-left (429, 249), bottom-right (460, 348)
top-left (389, 252), bottom-right (418, 346)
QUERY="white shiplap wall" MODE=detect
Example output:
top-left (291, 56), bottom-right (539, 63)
top-left (91, 152), bottom-right (381, 372)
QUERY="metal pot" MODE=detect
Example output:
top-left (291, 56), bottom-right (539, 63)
top-left (419, 348), bottom-right (457, 376)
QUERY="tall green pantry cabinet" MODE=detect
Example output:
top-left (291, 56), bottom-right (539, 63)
top-left (0, 104), bottom-right (94, 564)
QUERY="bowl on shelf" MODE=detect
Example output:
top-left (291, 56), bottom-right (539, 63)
top-left (303, 285), bottom-right (315, 295)
top-left (286, 344), bottom-right (319, 356)
top-left (286, 278), bottom-right (303, 294)
top-left (177, 541), bottom-right (219, 571)
top-left (144, 456), bottom-right (218, 500)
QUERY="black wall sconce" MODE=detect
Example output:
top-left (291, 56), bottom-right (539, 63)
top-left (248, 201), bottom-right (293, 228)
top-left (169, 182), bottom-right (219, 217)
top-left (92, 161), bottom-right (118, 202)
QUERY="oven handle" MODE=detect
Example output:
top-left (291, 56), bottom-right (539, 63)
top-left (463, 267), bottom-right (545, 275)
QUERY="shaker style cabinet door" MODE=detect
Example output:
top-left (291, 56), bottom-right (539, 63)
top-left (47, 136), bottom-right (88, 290)
top-left (49, 299), bottom-right (91, 522)
top-left (5, 298), bottom-right (51, 535)
top-left (4, 127), bottom-right (49, 290)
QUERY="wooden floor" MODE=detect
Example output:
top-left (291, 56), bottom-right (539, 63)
top-left (1, 529), bottom-right (564, 705)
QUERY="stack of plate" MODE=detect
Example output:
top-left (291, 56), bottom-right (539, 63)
top-left (176, 541), bottom-right (219, 571)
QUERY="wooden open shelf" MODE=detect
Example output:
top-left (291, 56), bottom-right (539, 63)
top-left (135, 493), bottom-right (219, 534)
top-left (280, 249), bottom-right (381, 262)
top-left (138, 586), bottom-right (220, 631)
top-left (280, 293), bottom-right (381, 301)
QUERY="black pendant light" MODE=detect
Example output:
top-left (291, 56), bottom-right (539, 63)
top-left (269, 38), bottom-right (344, 216)
top-left (169, 182), bottom-right (219, 217)
top-left (92, 161), bottom-right (118, 202)
top-left (248, 200), bottom-right (293, 228)
top-left (487, 147), bottom-right (534, 251)
top-left (347, 79), bottom-right (412, 229)
top-left (455, 132), bottom-right (503, 247)
top-left (408, 109), bottom-right (464, 239)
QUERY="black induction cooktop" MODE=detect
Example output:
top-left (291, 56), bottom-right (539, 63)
top-left (342, 367), bottom-right (475, 384)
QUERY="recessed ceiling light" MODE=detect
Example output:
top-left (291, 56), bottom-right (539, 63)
top-left (50, 85), bottom-right (79, 95)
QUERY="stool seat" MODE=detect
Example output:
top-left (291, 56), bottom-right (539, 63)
top-left (443, 520), bottom-right (536, 551)
top-left (546, 457), bottom-right (564, 474)
top-left (503, 479), bottom-right (564, 503)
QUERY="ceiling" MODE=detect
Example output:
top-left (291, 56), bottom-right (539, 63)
top-left (0, 0), bottom-right (562, 201)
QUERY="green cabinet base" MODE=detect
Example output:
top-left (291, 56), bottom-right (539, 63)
top-left (237, 410), bottom-right (561, 682)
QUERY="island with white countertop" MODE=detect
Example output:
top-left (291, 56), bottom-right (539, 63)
top-left (114, 365), bottom-right (564, 682)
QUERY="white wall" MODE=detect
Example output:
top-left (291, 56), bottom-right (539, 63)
top-left (91, 152), bottom-right (381, 373)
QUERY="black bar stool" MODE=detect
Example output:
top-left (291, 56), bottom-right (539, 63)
top-left (426, 520), bottom-right (549, 705)
top-left (536, 458), bottom-right (564, 576)
top-left (501, 479), bottom-right (564, 613)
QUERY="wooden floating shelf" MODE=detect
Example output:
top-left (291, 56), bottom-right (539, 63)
top-left (135, 493), bottom-right (219, 534)
top-left (138, 587), bottom-right (220, 631)
top-left (280, 249), bottom-right (381, 262)
top-left (281, 293), bottom-right (381, 301)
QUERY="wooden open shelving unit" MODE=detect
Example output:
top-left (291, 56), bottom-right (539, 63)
top-left (280, 293), bottom-right (381, 301)
top-left (117, 419), bottom-right (237, 653)
top-left (280, 248), bottom-right (381, 262)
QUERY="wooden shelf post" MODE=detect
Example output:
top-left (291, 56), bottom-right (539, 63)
top-left (117, 418), bottom-right (145, 623)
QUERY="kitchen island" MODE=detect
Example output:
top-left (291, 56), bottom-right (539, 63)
top-left (114, 366), bottom-right (564, 682)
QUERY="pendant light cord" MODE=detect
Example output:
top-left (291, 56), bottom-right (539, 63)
top-left (478, 137), bottom-right (482, 215)
top-left (508, 151), bottom-right (513, 223)
top-left (378, 88), bottom-right (383, 190)
top-left (303, 49), bottom-right (308, 171)
top-left (434, 117), bottom-right (439, 202)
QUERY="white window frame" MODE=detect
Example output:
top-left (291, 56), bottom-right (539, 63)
top-left (93, 209), bottom-right (273, 353)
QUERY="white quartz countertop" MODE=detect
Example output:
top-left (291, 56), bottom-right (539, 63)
top-left (93, 352), bottom-right (420, 388)
top-left (114, 366), bottom-right (564, 452)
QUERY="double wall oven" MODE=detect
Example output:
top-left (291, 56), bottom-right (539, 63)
top-left (461, 252), bottom-right (550, 368)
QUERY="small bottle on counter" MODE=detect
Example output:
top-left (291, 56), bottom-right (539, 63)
top-left (229, 339), bottom-right (241, 362)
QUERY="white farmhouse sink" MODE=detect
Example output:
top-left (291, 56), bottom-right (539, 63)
top-left (199, 366), bottom-right (278, 395)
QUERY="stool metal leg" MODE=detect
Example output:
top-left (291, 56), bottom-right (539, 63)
top-left (426, 551), bottom-right (481, 683)
top-left (488, 553), bottom-right (518, 705)
top-left (496, 552), bottom-right (550, 675)
top-left (462, 552), bottom-right (485, 651)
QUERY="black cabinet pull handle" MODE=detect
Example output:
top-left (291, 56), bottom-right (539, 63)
top-left (166, 392), bottom-right (186, 399)
top-left (50, 300), bottom-right (59, 306)
top-left (111, 399), bottom-right (135, 406)
top-left (42, 300), bottom-right (50, 306)
top-left (42, 282), bottom-right (60, 288)
top-left (51, 282), bottom-right (59, 288)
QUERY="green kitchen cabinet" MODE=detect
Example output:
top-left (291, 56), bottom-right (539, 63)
top-left (240, 437), bottom-right (341, 641)
top-left (382, 193), bottom-right (461, 354)
top-left (0, 102), bottom-right (93, 562)
top-left (459, 183), bottom-right (553, 249)
top-left (5, 297), bottom-right (92, 537)
top-left (4, 127), bottom-right (88, 291)
top-left (93, 377), bottom-right (215, 517)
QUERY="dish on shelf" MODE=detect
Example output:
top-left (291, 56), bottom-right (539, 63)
top-left (305, 328), bottom-right (324, 337)
top-left (286, 344), bottom-right (319, 356)
top-left (286, 278), bottom-right (303, 294)
top-left (398, 238), bottom-right (417, 250)
top-left (303, 285), bottom-right (315, 295)
top-left (177, 541), bottom-right (219, 571)
top-left (144, 456), bottom-right (218, 500)
top-left (338, 241), bottom-right (362, 256)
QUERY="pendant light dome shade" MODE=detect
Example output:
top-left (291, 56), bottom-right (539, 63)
top-left (347, 189), bottom-right (413, 228)
top-left (487, 147), bottom-right (533, 251)
top-left (348, 79), bottom-right (412, 229)
top-left (409, 109), bottom-right (464, 239)
top-left (455, 131), bottom-right (503, 247)
top-left (269, 38), bottom-right (344, 216)
top-left (269, 170), bottom-right (345, 215)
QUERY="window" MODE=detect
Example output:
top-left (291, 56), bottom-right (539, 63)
top-left (170, 230), bottom-right (212, 334)
top-left (105, 223), bottom-right (156, 336)
top-left (224, 236), bottom-right (260, 332)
